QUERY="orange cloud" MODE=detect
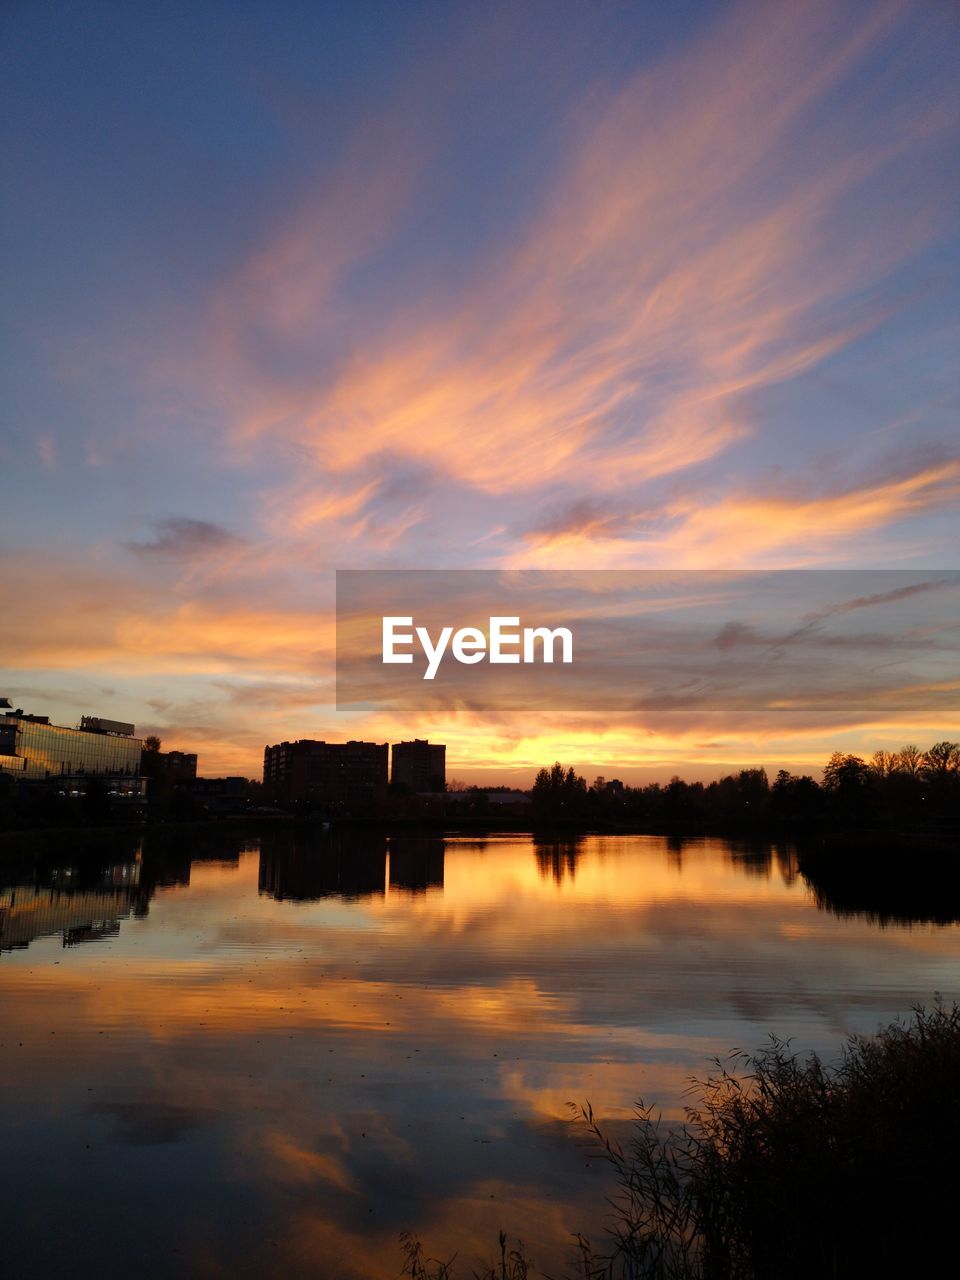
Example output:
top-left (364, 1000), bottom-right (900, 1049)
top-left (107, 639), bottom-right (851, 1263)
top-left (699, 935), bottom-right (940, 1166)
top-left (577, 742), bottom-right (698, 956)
top-left (210, 0), bottom-right (952, 527)
top-left (515, 460), bottom-right (960, 568)
top-left (0, 556), bottom-right (335, 676)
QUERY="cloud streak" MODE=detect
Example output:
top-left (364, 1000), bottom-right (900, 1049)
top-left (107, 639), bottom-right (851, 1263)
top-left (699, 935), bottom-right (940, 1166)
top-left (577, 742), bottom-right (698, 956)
top-left (126, 517), bottom-right (241, 559)
top-left (211, 0), bottom-right (956, 548)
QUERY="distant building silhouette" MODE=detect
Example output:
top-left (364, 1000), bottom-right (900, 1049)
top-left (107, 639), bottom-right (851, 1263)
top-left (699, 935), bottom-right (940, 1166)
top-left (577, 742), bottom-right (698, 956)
top-left (0, 706), bottom-right (144, 795)
top-left (184, 775), bottom-right (249, 798)
top-left (141, 748), bottom-right (198, 791)
top-left (262, 739), bottom-right (388, 806)
top-left (391, 739), bottom-right (446, 792)
top-left (172, 775), bottom-right (257, 816)
top-left (479, 789), bottom-right (529, 807)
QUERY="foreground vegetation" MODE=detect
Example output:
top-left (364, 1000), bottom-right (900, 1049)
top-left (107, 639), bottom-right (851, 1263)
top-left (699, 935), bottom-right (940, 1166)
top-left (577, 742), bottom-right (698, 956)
top-left (402, 1004), bottom-right (960, 1279)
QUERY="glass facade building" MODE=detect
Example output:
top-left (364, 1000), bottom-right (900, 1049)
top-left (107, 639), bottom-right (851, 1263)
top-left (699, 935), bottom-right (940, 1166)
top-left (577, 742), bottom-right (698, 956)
top-left (0, 714), bottom-right (144, 792)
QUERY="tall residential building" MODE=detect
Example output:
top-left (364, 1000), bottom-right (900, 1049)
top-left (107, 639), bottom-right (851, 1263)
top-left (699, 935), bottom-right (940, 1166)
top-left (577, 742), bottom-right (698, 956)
top-left (391, 739), bottom-right (446, 792)
top-left (141, 748), bottom-right (199, 791)
top-left (262, 739), bottom-right (388, 807)
top-left (0, 708), bottom-right (144, 794)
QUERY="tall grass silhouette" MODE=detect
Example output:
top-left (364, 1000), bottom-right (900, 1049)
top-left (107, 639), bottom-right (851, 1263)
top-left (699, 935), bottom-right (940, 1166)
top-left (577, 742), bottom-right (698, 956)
top-left (402, 1004), bottom-right (960, 1278)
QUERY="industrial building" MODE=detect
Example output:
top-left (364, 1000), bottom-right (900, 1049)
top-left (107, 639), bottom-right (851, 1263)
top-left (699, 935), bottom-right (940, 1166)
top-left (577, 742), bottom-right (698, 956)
top-left (0, 704), bottom-right (144, 795)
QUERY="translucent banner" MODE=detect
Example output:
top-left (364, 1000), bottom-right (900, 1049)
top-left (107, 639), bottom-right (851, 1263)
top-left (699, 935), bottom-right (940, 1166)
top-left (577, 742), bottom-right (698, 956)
top-left (336, 570), bottom-right (960, 736)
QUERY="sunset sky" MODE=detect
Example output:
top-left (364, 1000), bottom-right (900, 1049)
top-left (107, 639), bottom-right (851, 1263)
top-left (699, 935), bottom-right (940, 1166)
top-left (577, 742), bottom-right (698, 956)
top-left (2, 0), bottom-right (958, 779)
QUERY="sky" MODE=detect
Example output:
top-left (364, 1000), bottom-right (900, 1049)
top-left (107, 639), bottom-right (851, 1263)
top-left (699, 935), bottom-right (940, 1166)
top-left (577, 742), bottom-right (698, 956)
top-left (1, 0), bottom-right (958, 780)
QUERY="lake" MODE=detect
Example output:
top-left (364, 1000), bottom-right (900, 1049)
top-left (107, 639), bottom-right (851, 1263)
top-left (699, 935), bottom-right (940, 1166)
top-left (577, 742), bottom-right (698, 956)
top-left (1, 827), bottom-right (958, 1278)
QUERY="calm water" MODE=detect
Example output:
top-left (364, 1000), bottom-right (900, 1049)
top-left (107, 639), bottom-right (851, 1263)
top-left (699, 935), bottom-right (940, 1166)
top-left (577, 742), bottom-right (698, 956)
top-left (1, 827), bottom-right (958, 1278)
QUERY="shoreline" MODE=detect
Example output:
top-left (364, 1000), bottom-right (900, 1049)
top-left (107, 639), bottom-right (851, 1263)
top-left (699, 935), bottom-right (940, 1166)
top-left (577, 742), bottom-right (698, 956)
top-left (1, 813), bottom-right (956, 855)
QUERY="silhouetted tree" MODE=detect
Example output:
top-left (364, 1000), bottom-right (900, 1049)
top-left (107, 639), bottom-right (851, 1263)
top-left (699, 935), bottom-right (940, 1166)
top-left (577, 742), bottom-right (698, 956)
top-left (895, 743), bottom-right (923, 776)
top-left (772, 769), bottom-right (822, 824)
top-left (532, 762), bottom-right (587, 822)
top-left (923, 740), bottom-right (960, 779)
top-left (870, 749), bottom-right (897, 778)
top-left (822, 752), bottom-right (869, 794)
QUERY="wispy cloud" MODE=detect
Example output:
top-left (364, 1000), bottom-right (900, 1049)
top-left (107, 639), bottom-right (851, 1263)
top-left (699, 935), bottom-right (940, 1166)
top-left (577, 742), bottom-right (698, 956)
top-left (126, 517), bottom-right (242, 560)
top-left (516, 459), bottom-right (960, 568)
top-left (209, 0), bottom-right (956, 554)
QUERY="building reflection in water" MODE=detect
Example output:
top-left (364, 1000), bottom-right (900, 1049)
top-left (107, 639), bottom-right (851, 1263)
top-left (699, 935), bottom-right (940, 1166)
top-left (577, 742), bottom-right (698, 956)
top-left (0, 836), bottom-right (147, 952)
top-left (0, 828), bottom-right (252, 953)
top-left (1, 881), bottom-right (141, 951)
top-left (388, 836), bottom-right (444, 893)
top-left (3, 826), bottom-right (957, 962)
top-left (257, 828), bottom-right (447, 900)
top-left (258, 827), bottom-right (388, 901)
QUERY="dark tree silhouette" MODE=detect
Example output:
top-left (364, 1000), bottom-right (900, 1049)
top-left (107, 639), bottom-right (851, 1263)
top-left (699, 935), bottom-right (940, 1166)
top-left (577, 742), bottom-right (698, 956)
top-left (531, 762), bottom-right (587, 822)
top-left (923, 740), bottom-right (960, 778)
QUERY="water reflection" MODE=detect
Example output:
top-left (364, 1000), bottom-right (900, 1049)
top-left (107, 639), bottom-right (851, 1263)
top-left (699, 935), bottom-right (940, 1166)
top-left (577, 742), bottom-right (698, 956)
top-left (800, 847), bottom-right (960, 926)
top-left (1, 842), bottom-right (146, 951)
top-left (257, 830), bottom-right (448, 901)
top-left (534, 838), bottom-right (582, 884)
top-left (0, 828), bottom-right (252, 951)
top-left (389, 837), bottom-right (445, 894)
top-left (0, 827), bottom-right (958, 1279)
top-left (3, 827), bottom-right (958, 954)
top-left (259, 828), bottom-right (388, 901)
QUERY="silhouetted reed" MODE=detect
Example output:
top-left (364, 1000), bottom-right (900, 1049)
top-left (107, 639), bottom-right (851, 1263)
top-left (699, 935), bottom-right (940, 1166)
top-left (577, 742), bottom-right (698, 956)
top-left (402, 1004), bottom-right (960, 1278)
top-left (401, 1228), bottom-right (532, 1280)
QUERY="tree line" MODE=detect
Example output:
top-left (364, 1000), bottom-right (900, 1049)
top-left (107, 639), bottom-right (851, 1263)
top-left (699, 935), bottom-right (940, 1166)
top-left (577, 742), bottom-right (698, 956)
top-left (531, 741), bottom-right (960, 829)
